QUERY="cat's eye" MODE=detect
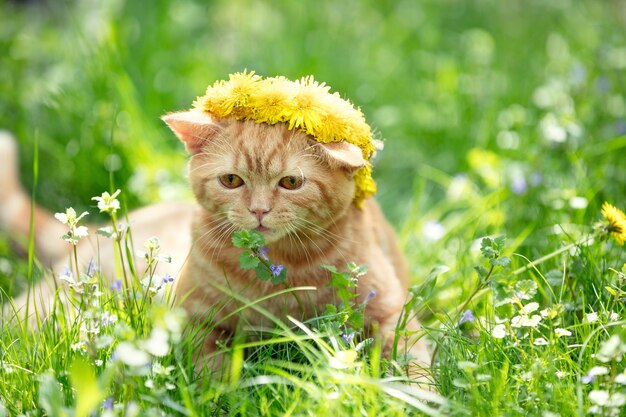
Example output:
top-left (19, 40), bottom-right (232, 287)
top-left (278, 176), bottom-right (304, 190)
top-left (219, 174), bottom-right (244, 189)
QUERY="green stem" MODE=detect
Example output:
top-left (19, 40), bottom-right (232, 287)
top-left (512, 234), bottom-right (595, 276)
top-left (431, 265), bottom-right (495, 364)
top-left (110, 214), bottom-right (129, 287)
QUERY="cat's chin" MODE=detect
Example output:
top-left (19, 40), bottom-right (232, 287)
top-left (252, 227), bottom-right (287, 244)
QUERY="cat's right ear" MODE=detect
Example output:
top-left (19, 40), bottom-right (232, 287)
top-left (161, 111), bottom-right (221, 154)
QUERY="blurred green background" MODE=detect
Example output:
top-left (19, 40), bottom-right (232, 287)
top-left (1, 0), bottom-right (626, 297)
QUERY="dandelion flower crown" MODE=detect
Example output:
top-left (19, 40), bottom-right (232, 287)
top-left (192, 70), bottom-right (378, 205)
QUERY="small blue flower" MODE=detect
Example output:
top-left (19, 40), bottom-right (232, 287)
top-left (87, 259), bottom-right (98, 277)
top-left (582, 375), bottom-right (595, 384)
top-left (459, 310), bottom-right (475, 325)
top-left (101, 311), bottom-right (118, 326)
top-left (60, 266), bottom-right (73, 281)
top-left (270, 264), bottom-right (284, 277)
top-left (258, 247), bottom-right (270, 261)
top-left (342, 332), bottom-right (355, 344)
top-left (103, 397), bottom-right (114, 410)
top-left (510, 177), bottom-right (527, 195)
top-left (162, 274), bottom-right (174, 284)
top-left (364, 290), bottom-right (377, 303)
top-left (111, 280), bottom-right (122, 291)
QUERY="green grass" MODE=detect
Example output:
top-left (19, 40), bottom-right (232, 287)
top-left (1, 0), bottom-right (626, 415)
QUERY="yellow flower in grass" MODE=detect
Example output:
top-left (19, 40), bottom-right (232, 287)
top-left (192, 71), bottom-right (379, 205)
top-left (601, 202), bottom-right (626, 245)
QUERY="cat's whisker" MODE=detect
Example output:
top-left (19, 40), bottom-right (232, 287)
top-left (210, 223), bottom-right (238, 265)
top-left (194, 216), bottom-right (232, 255)
top-left (286, 225), bottom-right (313, 265)
top-left (290, 218), bottom-right (349, 265)
top-left (286, 224), bottom-right (314, 266)
top-left (296, 216), bottom-right (351, 244)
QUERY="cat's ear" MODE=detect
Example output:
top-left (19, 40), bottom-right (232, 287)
top-left (317, 141), bottom-right (366, 172)
top-left (161, 111), bottom-right (221, 154)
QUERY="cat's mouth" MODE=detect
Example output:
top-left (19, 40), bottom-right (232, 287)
top-left (255, 225), bottom-right (270, 232)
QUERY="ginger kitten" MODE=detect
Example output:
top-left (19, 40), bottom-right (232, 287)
top-left (162, 110), bottom-right (430, 376)
top-left (0, 74), bottom-right (431, 380)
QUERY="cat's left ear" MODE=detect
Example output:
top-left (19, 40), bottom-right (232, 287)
top-left (161, 111), bottom-right (221, 154)
top-left (317, 141), bottom-right (366, 172)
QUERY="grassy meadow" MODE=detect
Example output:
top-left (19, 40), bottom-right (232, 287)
top-left (1, 0), bottom-right (626, 415)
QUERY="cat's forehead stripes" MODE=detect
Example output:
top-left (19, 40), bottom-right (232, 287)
top-left (224, 122), bottom-right (310, 181)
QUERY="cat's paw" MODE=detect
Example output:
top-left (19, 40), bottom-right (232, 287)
top-left (0, 130), bottom-right (22, 202)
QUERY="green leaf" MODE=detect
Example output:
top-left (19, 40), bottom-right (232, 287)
top-left (70, 356), bottom-right (105, 417)
top-left (249, 230), bottom-right (266, 247)
top-left (255, 264), bottom-right (272, 281)
top-left (239, 251), bottom-right (260, 270)
top-left (96, 226), bottom-right (114, 238)
top-left (324, 304), bottom-right (337, 315)
top-left (232, 230), bottom-right (251, 248)
top-left (348, 310), bottom-right (364, 328)
top-left (320, 264), bottom-right (338, 273)
top-left (474, 265), bottom-right (489, 279)
top-left (232, 230), bottom-right (265, 249)
top-left (330, 272), bottom-right (351, 288)
top-left (490, 256), bottom-right (511, 267)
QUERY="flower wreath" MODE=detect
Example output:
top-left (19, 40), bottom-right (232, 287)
top-left (192, 71), bottom-right (378, 206)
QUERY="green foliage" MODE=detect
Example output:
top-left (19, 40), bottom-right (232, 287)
top-left (232, 230), bottom-right (288, 284)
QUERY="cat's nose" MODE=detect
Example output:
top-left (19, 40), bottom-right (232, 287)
top-left (250, 208), bottom-right (270, 221)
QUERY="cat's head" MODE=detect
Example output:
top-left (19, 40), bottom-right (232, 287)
top-left (162, 111), bottom-right (365, 243)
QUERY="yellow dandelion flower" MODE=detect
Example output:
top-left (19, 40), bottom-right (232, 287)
top-left (287, 76), bottom-right (328, 132)
top-left (249, 76), bottom-right (294, 124)
top-left (191, 71), bottom-right (379, 204)
top-left (601, 202), bottom-right (626, 245)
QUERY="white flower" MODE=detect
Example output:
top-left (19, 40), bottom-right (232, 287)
top-left (587, 366), bottom-right (609, 377)
top-left (608, 392), bottom-right (626, 407)
top-left (457, 361), bottom-right (478, 371)
top-left (70, 342), bottom-right (85, 352)
top-left (141, 327), bottom-right (169, 357)
top-left (152, 363), bottom-right (175, 376)
top-left (609, 311), bottom-right (620, 321)
top-left (422, 221), bottom-right (446, 241)
top-left (534, 338), bottom-right (549, 346)
top-left (511, 315), bottom-right (542, 328)
top-left (555, 328), bottom-right (571, 337)
top-left (492, 324), bottom-right (507, 339)
top-left (54, 207), bottom-right (89, 227)
top-left (596, 335), bottom-right (625, 362)
top-left (589, 390), bottom-right (610, 406)
top-left (115, 342), bottom-right (150, 367)
top-left (521, 302), bottom-right (539, 314)
top-left (144, 379), bottom-right (155, 389)
top-left (74, 226), bottom-right (89, 238)
top-left (555, 371), bottom-right (568, 379)
top-left (585, 312), bottom-right (599, 323)
top-left (615, 373), bottom-right (626, 385)
top-left (569, 196), bottom-right (588, 209)
top-left (94, 360), bottom-right (103, 367)
top-left (144, 236), bottom-right (161, 252)
top-left (92, 189), bottom-right (121, 214)
top-left (589, 390), bottom-right (626, 407)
